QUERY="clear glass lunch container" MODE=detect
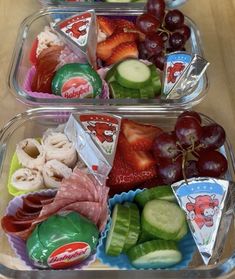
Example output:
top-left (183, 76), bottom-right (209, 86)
top-left (38, 0), bottom-right (188, 8)
top-left (0, 107), bottom-right (235, 279)
top-left (8, 4), bottom-right (208, 111)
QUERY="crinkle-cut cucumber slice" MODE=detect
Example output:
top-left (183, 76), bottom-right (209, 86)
top-left (105, 203), bottom-right (130, 256)
top-left (148, 64), bottom-right (162, 95)
top-left (142, 199), bottom-right (185, 240)
top-left (105, 65), bottom-right (117, 83)
top-left (134, 185), bottom-right (176, 208)
top-left (116, 59), bottom-right (151, 89)
top-left (139, 85), bottom-right (155, 99)
top-left (127, 239), bottom-right (182, 268)
top-left (123, 202), bottom-right (140, 252)
top-left (173, 220), bottom-right (188, 241)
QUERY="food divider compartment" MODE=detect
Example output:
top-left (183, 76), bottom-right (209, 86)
top-left (8, 4), bottom-right (208, 111)
top-left (0, 107), bottom-right (235, 279)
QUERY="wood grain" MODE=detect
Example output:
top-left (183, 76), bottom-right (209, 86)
top-left (0, 0), bottom-right (235, 278)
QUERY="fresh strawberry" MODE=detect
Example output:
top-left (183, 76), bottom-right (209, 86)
top-left (121, 119), bottom-right (163, 151)
top-left (29, 38), bottom-right (39, 65)
top-left (113, 19), bottom-right (136, 33)
top-left (97, 32), bottom-right (138, 61)
top-left (105, 41), bottom-right (138, 65)
top-left (118, 133), bottom-right (156, 171)
top-left (97, 16), bottom-right (115, 36)
top-left (107, 148), bottom-right (157, 195)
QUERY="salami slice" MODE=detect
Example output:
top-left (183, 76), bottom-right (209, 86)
top-left (61, 201), bottom-right (102, 225)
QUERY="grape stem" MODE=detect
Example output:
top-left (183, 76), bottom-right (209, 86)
top-left (174, 141), bottom-right (204, 185)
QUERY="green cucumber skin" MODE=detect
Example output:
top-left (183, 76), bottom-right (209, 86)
top-left (115, 59), bottom-right (151, 90)
top-left (149, 64), bottom-right (161, 95)
top-left (142, 199), bottom-right (185, 240)
top-left (127, 239), bottom-right (182, 268)
top-left (134, 186), bottom-right (175, 208)
top-left (123, 202), bottom-right (141, 252)
top-left (105, 65), bottom-right (117, 83)
top-left (137, 230), bottom-right (156, 244)
top-left (105, 204), bottom-right (130, 256)
top-left (173, 221), bottom-right (188, 241)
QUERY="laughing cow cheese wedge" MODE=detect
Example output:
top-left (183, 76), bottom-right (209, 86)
top-left (51, 63), bottom-right (102, 99)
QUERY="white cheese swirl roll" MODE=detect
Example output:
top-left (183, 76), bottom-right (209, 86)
top-left (11, 168), bottom-right (44, 191)
top-left (16, 139), bottom-right (45, 171)
top-left (42, 132), bottom-right (77, 168)
top-left (42, 160), bottom-right (72, 188)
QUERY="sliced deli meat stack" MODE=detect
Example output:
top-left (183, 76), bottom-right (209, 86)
top-left (2, 168), bottom-right (109, 240)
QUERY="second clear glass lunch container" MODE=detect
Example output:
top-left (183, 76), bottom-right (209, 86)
top-left (0, 107), bottom-right (235, 279)
top-left (8, 4), bottom-right (208, 111)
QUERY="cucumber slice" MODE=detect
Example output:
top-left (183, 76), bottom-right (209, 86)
top-left (125, 88), bottom-right (140, 98)
top-left (173, 221), bottom-right (188, 241)
top-left (134, 186), bottom-right (176, 208)
top-left (127, 239), bottom-right (182, 268)
top-left (142, 199), bottom-right (185, 240)
top-left (105, 204), bottom-right (130, 256)
top-left (149, 64), bottom-right (162, 95)
top-left (137, 230), bottom-right (155, 244)
top-left (123, 202), bottom-right (140, 251)
top-left (109, 81), bottom-right (122, 98)
top-left (105, 65), bottom-right (117, 83)
top-left (139, 85), bottom-right (155, 99)
top-left (116, 59), bottom-right (151, 89)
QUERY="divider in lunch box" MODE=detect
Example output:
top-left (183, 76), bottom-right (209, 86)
top-left (8, 4), bottom-right (209, 109)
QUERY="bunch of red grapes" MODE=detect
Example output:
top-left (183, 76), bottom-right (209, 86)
top-left (136, 0), bottom-right (191, 70)
top-left (152, 111), bottom-right (228, 184)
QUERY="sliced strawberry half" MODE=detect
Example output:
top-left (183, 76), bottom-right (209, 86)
top-left (96, 32), bottom-right (138, 61)
top-left (113, 19), bottom-right (136, 33)
top-left (97, 16), bottom-right (115, 37)
top-left (107, 148), bottom-right (157, 195)
top-left (118, 133), bottom-right (156, 171)
top-left (121, 119), bottom-right (163, 151)
top-left (105, 41), bottom-right (138, 66)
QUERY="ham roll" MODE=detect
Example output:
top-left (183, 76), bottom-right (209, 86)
top-left (16, 139), bottom-right (45, 171)
top-left (42, 160), bottom-right (72, 188)
top-left (11, 168), bottom-right (44, 191)
top-left (42, 132), bottom-right (77, 168)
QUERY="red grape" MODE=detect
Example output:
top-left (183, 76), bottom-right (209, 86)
top-left (175, 116), bottom-right (202, 147)
top-left (164, 9), bottom-right (185, 31)
top-left (144, 32), bottom-right (164, 56)
top-left (138, 42), bottom-right (150, 60)
top-left (197, 150), bottom-right (228, 177)
top-left (153, 132), bottom-right (180, 159)
top-left (149, 52), bottom-right (165, 71)
top-left (146, 0), bottom-right (166, 23)
top-left (169, 32), bottom-right (185, 50)
top-left (176, 25), bottom-right (191, 41)
top-left (157, 157), bottom-right (183, 184)
top-left (178, 111), bottom-right (202, 124)
top-left (199, 124), bottom-right (226, 151)
top-left (185, 160), bottom-right (199, 178)
top-left (136, 13), bottom-right (160, 34)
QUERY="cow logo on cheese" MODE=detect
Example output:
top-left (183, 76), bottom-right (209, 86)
top-left (80, 114), bottom-right (119, 155)
top-left (48, 242), bottom-right (91, 269)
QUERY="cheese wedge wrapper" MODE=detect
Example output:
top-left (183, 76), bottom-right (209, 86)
top-left (54, 10), bottom-right (97, 69)
top-left (171, 177), bottom-right (235, 265)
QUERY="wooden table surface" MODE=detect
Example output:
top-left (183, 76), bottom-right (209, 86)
top-left (0, 0), bottom-right (235, 278)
